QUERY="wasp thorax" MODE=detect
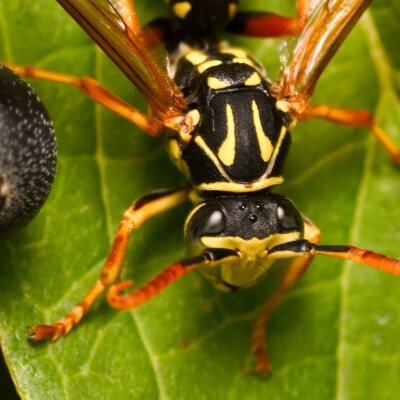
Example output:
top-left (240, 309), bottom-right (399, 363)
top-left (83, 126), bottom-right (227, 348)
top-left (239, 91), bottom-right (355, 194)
top-left (185, 193), bottom-right (304, 257)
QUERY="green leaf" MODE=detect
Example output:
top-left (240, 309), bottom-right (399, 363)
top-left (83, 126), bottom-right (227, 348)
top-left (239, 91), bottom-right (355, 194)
top-left (1, 1), bottom-right (400, 399)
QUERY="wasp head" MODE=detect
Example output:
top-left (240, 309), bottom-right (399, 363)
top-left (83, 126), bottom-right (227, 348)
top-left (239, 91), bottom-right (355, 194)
top-left (184, 193), bottom-right (304, 290)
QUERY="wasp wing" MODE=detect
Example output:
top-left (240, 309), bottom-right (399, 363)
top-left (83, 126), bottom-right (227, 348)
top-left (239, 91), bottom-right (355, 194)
top-left (273, 0), bottom-right (372, 113)
top-left (56, 0), bottom-right (186, 119)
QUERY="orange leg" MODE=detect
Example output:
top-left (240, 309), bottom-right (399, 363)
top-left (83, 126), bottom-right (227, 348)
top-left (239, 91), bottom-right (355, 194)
top-left (314, 246), bottom-right (400, 276)
top-left (227, 0), bottom-right (309, 38)
top-left (107, 248), bottom-right (240, 310)
top-left (115, 0), bottom-right (140, 34)
top-left (300, 104), bottom-right (400, 166)
top-left (251, 216), bottom-right (320, 377)
top-left (1, 61), bottom-right (163, 136)
top-left (28, 187), bottom-right (190, 341)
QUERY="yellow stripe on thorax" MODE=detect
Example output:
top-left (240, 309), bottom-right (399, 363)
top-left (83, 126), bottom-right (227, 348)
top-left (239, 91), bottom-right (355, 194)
top-left (197, 60), bottom-right (222, 73)
top-left (265, 126), bottom-right (287, 177)
top-left (195, 177), bottom-right (284, 193)
top-left (218, 104), bottom-right (236, 166)
top-left (194, 136), bottom-right (231, 182)
top-left (251, 100), bottom-right (274, 162)
top-left (173, 2), bottom-right (192, 18)
top-left (207, 77), bottom-right (231, 89)
top-left (245, 72), bottom-right (261, 86)
top-left (185, 50), bottom-right (208, 65)
top-left (220, 48), bottom-right (248, 59)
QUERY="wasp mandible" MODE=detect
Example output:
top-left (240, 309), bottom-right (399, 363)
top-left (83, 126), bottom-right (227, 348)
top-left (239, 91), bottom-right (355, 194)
top-left (3, 0), bottom-right (400, 377)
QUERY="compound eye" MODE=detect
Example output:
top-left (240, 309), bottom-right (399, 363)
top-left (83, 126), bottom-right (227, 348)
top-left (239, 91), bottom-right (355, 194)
top-left (276, 199), bottom-right (303, 231)
top-left (202, 207), bottom-right (226, 235)
top-left (186, 203), bottom-right (226, 244)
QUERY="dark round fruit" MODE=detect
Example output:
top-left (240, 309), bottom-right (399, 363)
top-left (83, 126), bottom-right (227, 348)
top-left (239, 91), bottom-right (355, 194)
top-left (0, 64), bottom-right (56, 239)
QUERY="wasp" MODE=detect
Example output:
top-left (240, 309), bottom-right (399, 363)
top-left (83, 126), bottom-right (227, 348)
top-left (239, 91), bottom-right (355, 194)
top-left (2, 0), bottom-right (400, 379)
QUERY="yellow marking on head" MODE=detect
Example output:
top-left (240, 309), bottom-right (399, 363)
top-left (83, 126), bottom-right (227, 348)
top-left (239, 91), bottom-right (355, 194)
top-left (251, 100), bottom-right (274, 162)
top-left (207, 76), bottom-right (231, 90)
top-left (196, 177), bottom-right (284, 192)
top-left (199, 233), bottom-right (301, 289)
top-left (218, 104), bottom-right (236, 166)
top-left (201, 233), bottom-right (301, 260)
top-left (187, 109), bottom-right (201, 126)
top-left (197, 60), bottom-right (223, 73)
top-left (229, 3), bottom-right (237, 18)
top-left (245, 72), bottom-right (261, 86)
top-left (220, 48), bottom-right (248, 59)
top-left (232, 57), bottom-right (254, 67)
top-left (173, 2), bottom-right (192, 18)
top-left (185, 50), bottom-right (208, 65)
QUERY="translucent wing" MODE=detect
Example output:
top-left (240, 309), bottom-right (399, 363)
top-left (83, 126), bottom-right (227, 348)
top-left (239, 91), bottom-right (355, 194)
top-left (56, 0), bottom-right (186, 119)
top-left (273, 0), bottom-right (372, 113)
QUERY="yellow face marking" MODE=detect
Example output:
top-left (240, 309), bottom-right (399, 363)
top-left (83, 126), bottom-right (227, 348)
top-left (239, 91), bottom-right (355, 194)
top-left (187, 109), bottom-right (201, 126)
top-left (173, 2), bottom-right (192, 19)
top-left (218, 104), bottom-right (236, 166)
top-left (228, 3), bottom-right (237, 18)
top-left (232, 57), bottom-right (254, 67)
top-left (207, 76), bottom-right (231, 90)
top-left (198, 232), bottom-right (301, 289)
top-left (245, 72), bottom-right (261, 86)
top-left (201, 232), bottom-right (301, 260)
top-left (185, 50), bottom-right (208, 66)
top-left (220, 48), bottom-right (248, 59)
top-left (197, 60), bottom-right (223, 73)
top-left (251, 101), bottom-right (273, 162)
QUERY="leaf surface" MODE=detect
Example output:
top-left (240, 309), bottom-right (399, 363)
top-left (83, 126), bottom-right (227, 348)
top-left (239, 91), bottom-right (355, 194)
top-left (0, 1), bottom-right (400, 399)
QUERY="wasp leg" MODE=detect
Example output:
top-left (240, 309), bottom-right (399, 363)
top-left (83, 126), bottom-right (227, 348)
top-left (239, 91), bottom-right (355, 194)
top-left (28, 187), bottom-right (190, 342)
top-left (251, 216), bottom-right (320, 377)
top-left (114, 0), bottom-right (140, 33)
top-left (107, 248), bottom-right (239, 309)
top-left (300, 104), bottom-right (400, 165)
top-left (264, 234), bottom-right (400, 373)
top-left (1, 62), bottom-right (163, 136)
top-left (227, 0), bottom-right (309, 38)
top-left (111, 0), bottom-right (166, 48)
